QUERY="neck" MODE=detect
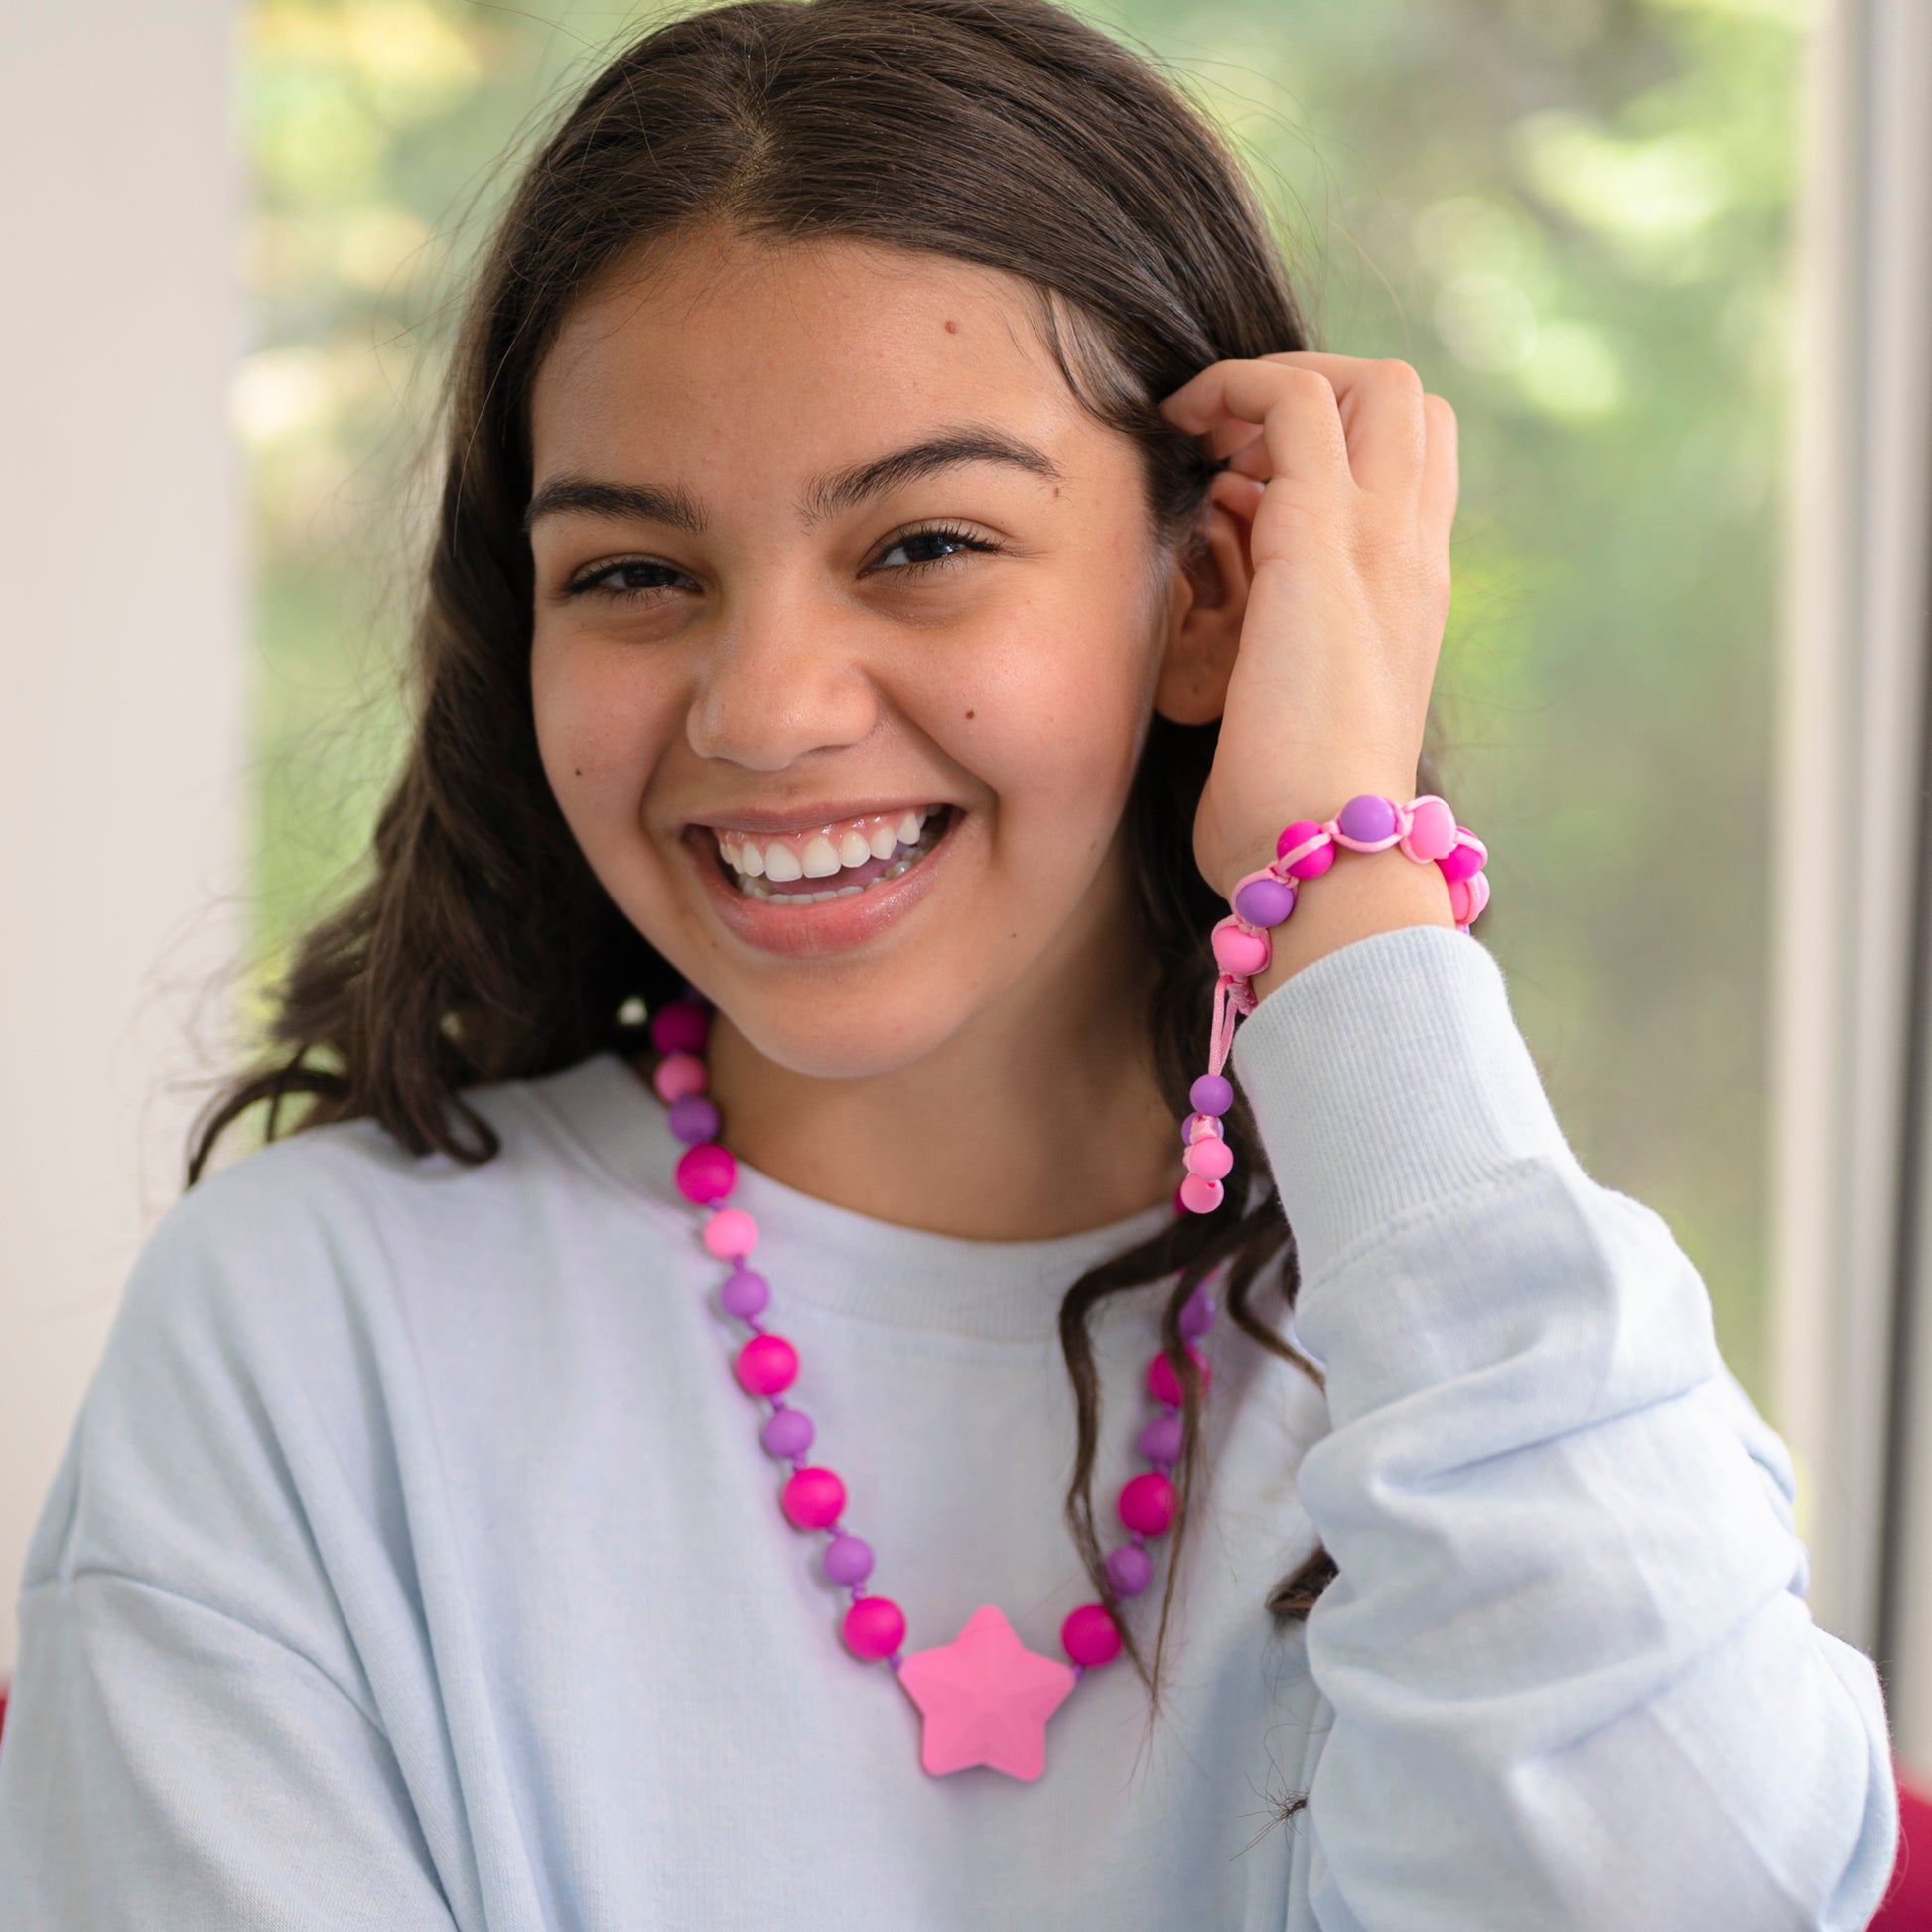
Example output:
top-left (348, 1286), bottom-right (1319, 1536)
top-left (683, 868), bottom-right (1179, 1242)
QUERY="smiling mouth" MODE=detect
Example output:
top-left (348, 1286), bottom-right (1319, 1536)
top-left (705, 805), bottom-right (958, 903)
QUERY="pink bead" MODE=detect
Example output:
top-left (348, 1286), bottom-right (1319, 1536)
top-left (1400, 794), bottom-right (1458, 863)
top-left (1178, 1173), bottom-right (1224, 1215)
top-left (651, 1051), bottom-right (707, 1104)
top-left (675, 1142), bottom-right (737, 1204)
top-left (1118, 1470), bottom-right (1176, 1537)
top-left (1467, 870), bottom-right (1491, 921)
top-left (844, 1595), bottom-right (906, 1660)
top-left (1147, 1346), bottom-right (1211, 1406)
top-left (780, 1466), bottom-right (846, 1530)
top-left (703, 1206), bottom-right (758, 1260)
top-left (1183, 1136), bottom-right (1234, 1181)
top-left (1277, 820), bottom-right (1335, 879)
top-left (1448, 876), bottom-right (1473, 925)
top-left (1211, 919), bottom-right (1271, 976)
top-left (735, 1333), bottom-right (798, 1397)
top-left (649, 1000), bottom-right (712, 1056)
top-left (1060, 1602), bottom-right (1122, 1668)
top-left (1437, 830), bottom-right (1486, 885)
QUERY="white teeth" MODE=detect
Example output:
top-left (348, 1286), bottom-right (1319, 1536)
top-left (868, 822), bottom-right (898, 860)
top-left (763, 843), bottom-right (803, 883)
top-left (800, 835), bottom-right (842, 878)
top-left (838, 828), bottom-right (873, 867)
top-left (739, 842), bottom-right (765, 878)
top-left (896, 809), bottom-right (922, 844)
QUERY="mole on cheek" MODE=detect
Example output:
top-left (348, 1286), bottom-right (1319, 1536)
top-left (944, 319), bottom-right (958, 333)
top-left (965, 709), bottom-right (976, 720)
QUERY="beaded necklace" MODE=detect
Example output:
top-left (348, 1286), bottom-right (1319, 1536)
top-left (646, 989), bottom-right (1216, 1783)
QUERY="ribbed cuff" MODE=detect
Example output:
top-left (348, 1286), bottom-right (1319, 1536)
top-left (1228, 922), bottom-right (1578, 1287)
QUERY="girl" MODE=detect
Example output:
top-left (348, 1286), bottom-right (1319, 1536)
top-left (0, 0), bottom-right (1899, 1923)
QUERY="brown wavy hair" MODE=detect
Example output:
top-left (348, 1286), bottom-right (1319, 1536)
top-left (194, 0), bottom-right (1448, 1775)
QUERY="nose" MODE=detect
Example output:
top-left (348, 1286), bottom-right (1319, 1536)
top-left (684, 599), bottom-right (884, 772)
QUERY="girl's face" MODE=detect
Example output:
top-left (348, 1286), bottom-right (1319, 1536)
top-left (528, 229), bottom-right (1194, 1080)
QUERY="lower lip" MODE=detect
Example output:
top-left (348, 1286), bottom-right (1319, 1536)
top-left (684, 810), bottom-right (962, 958)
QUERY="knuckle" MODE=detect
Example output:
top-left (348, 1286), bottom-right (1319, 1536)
top-left (1377, 357), bottom-right (1426, 399)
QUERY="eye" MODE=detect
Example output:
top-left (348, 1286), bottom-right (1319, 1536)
top-left (869, 522), bottom-right (1003, 577)
top-left (565, 558), bottom-right (690, 601)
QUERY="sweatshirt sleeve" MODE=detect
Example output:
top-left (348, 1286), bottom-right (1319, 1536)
top-left (0, 1163), bottom-right (462, 1930)
top-left (1228, 921), bottom-right (1899, 1932)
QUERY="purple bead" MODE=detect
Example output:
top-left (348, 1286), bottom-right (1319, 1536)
top-left (1105, 1543), bottom-right (1155, 1597)
top-left (1336, 792), bottom-right (1398, 844)
top-left (1232, 876), bottom-right (1295, 928)
top-left (720, 1269), bottom-right (770, 1319)
top-left (824, 1534), bottom-right (875, 1586)
top-left (760, 1407), bottom-right (814, 1458)
top-left (1138, 1413), bottom-right (1184, 1464)
top-left (1189, 1074), bottom-right (1233, 1117)
top-left (667, 1094), bottom-right (721, 1145)
top-left (1178, 1284), bottom-right (1215, 1340)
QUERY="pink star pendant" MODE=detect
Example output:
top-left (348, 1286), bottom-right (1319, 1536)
top-left (896, 1604), bottom-right (1077, 1780)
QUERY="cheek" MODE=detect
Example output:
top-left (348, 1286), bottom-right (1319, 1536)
top-left (530, 635), bottom-right (676, 851)
top-left (959, 626), bottom-right (1150, 848)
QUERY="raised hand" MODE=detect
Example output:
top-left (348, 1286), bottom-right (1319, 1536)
top-left (1156, 352), bottom-right (1459, 903)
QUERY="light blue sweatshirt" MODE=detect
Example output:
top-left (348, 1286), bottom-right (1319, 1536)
top-left (0, 924), bottom-right (1900, 1927)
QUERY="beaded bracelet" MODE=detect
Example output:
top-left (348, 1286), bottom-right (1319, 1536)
top-left (1177, 791), bottom-right (1492, 1216)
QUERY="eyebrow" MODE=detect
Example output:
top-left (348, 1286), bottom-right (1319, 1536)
top-left (522, 426), bottom-right (1065, 536)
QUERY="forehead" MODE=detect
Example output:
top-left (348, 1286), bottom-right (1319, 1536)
top-left (529, 230), bottom-right (1096, 471)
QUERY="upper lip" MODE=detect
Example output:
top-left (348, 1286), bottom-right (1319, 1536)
top-left (685, 798), bottom-right (955, 837)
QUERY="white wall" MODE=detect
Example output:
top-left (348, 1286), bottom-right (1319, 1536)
top-left (1771, 0), bottom-right (1932, 1777)
top-left (0, 0), bottom-right (245, 1677)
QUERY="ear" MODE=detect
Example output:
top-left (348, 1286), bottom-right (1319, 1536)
top-left (1152, 469), bottom-right (1263, 727)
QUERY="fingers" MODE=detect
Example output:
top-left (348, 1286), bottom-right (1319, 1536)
top-left (1160, 351), bottom-right (1437, 503)
top-left (1420, 393), bottom-right (1459, 549)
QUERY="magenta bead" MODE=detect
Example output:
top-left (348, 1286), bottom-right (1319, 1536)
top-left (1401, 794), bottom-right (1458, 863)
top-left (824, 1534), bottom-right (875, 1586)
top-left (1211, 918), bottom-right (1270, 977)
top-left (1105, 1543), bottom-right (1155, 1597)
top-left (1138, 1412), bottom-right (1184, 1464)
top-left (1336, 793), bottom-right (1399, 845)
top-left (1118, 1470), bottom-right (1176, 1537)
top-left (1147, 1346), bottom-right (1210, 1407)
top-left (1183, 1136), bottom-right (1234, 1182)
top-left (1061, 1603), bottom-right (1122, 1668)
top-left (1448, 876), bottom-right (1473, 924)
top-left (1178, 1173), bottom-right (1224, 1214)
top-left (667, 1093), bottom-right (720, 1144)
top-left (649, 1000), bottom-right (712, 1056)
top-left (1178, 1284), bottom-right (1215, 1340)
top-left (1467, 870), bottom-right (1491, 921)
top-left (1232, 875), bottom-right (1296, 927)
top-left (676, 1142), bottom-right (737, 1204)
top-left (735, 1333), bottom-right (799, 1397)
top-left (1437, 831), bottom-right (1486, 885)
top-left (760, 1406), bottom-right (813, 1457)
top-left (1189, 1075), bottom-right (1233, 1117)
top-left (781, 1465), bottom-right (846, 1530)
top-left (1277, 820), bottom-right (1335, 878)
top-left (844, 1595), bottom-right (905, 1660)
top-left (653, 1052), bottom-right (707, 1104)
top-left (704, 1206), bottom-right (759, 1260)
top-left (720, 1268), bottom-right (770, 1320)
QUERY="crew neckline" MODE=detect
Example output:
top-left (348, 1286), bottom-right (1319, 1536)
top-left (524, 1051), bottom-right (1183, 1343)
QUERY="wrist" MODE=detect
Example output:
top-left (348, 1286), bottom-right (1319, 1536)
top-left (1246, 847), bottom-right (1457, 999)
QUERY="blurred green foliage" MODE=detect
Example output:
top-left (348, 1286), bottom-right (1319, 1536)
top-left (242, 0), bottom-right (1802, 1407)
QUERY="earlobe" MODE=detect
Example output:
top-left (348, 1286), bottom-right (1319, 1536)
top-left (1152, 474), bottom-right (1257, 727)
